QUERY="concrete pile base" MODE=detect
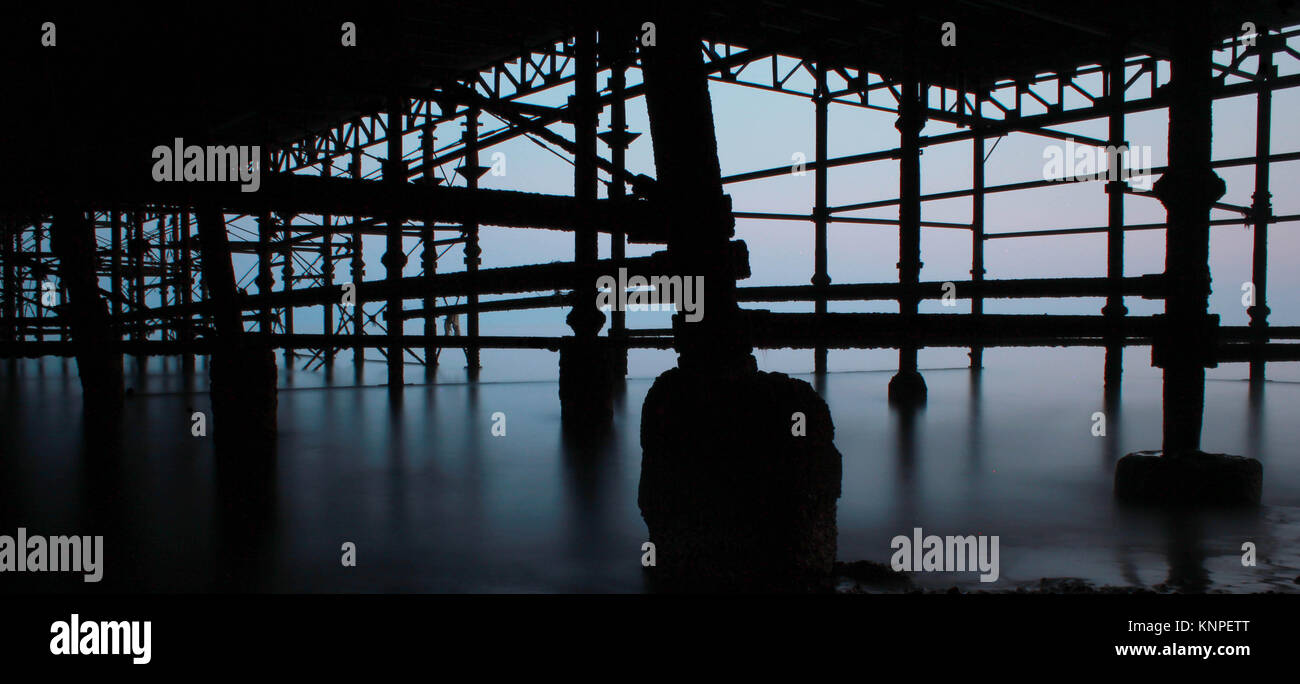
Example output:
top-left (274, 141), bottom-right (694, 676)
top-left (639, 367), bottom-right (841, 591)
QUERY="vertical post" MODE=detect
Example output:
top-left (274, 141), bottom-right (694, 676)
top-left (321, 157), bottom-right (335, 368)
top-left (195, 208), bottom-right (278, 444)
top-left (2, 222), bottom-right (14, 345)
top-left (1115, 25), bottom-right (1262, 506)
top-left (34, 223), bottom-right (45, 344)
top-left (637, 13), bottom-right (839, 589)
top-left (256, 210), bottom-right (274, 336)
top-left (138, 217), bottom-right (148, 356)
top-left (51, 206), bottom-right (123, 418)
top-left (198, 211), bottom-right (244, 338)
top-left (569, 24), bottom-right (601, 340)
top-left (350, 146), bottom-right (365, 377)
top-left (16, 227), bottom-right (23, 345)
top-left (384, 97), bottom-right (407, 392)
top-left (1248, 30), bottom-right (1273, 383)
top-left (813, 62), bottom-right (830, 376)
top-left (558, 22), bottom-right (611, 432)
top-left (462, 107), bottom-right (482, 377)
top-left (282, 213), bottom-right (296, 366)
top-left (640, 16), bottom-right (750, 373)
top-left (140, 216), bottom-right (152, 354)
top-left (196, 216), bottom-right (209, 373)
top-left (170, 214), bottom-right (181, 346)
top-left (1104, 47), bottom-right (1129, 397)
top-left (1152, 25), bottom-right (1222, 454)
top-left (421, 116), bottom-right (438, 377)
top-left (131, 212), bottom-right (145, 351)
top-left (59, 279), bottom-right (69, 352)
top-left (605, 35), bottom-right (632, 377)
top-left (110, 211), bottom-right (121, 322)
top-left (180, 211), bottom-right (193, 373)
top-left (970, 93), bottom-right (986, 370)
top-left (159, 215), bottom-right (171, 345)
top-left (888, 73), bottom-right (928, 405)
top-left (50, 210), bottom-right (123, 425)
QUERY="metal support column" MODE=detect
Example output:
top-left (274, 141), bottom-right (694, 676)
top-left (421, 117), bottom-right (439, 377)
top-left (462, 107), bottom-right (483, 376)
top-left (281, 212), bottom-right (295, 366)
top-left (970, 93), bottom-right (986, 370)
top-left (350, 146), bottom-right (365, 378)
top-left (1248, 30), bottom-right (1274, 383)
top-left (813, 63), bottom-right (830, 376)
top-left (320, 158), bottom-right (335, 368)
top-left (1153, 26), bottom-right (1222, 453)
top-left (888, 71), bottom-right (928, 405)
top-left (384, 96), bottom-right (407, 391)
top-left (603, 33), bottom-right (634, 377)
top-left (1104, 47), bottom-right (1129, 400)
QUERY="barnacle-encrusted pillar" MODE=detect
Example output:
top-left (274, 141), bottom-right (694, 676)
top-left (559, 22), bottom-right (614, 437)
top-left (1115, 21), bottom-right (1260, 506)
top-left (195, 208), bottom-right (277, 447)
top-left (637, 11), bottom-right (841, 591)
top-left (50, 210), bottom-right (123, 430)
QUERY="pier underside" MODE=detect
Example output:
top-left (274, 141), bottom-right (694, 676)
top-left (3, 1), bottom-right (1300, 588)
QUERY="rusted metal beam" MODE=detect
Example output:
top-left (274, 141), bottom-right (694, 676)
top-left (1, 175), bottom-right (667, 243)
top-left (738, 275), bottom-right (1164, 302)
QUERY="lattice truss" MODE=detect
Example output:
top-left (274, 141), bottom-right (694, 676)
top-left (3, 24), bottom-right (1299, 363)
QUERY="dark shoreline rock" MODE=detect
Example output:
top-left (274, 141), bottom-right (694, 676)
top-left (1114, 450), bottom-right (1262, 506)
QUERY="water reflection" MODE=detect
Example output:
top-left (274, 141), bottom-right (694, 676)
top-left (1, 347), bottom-right (1298, 593)
top-left (212, 432), bottom-right (277, 591)
top-left (968, 366), bottom-right (983, 475)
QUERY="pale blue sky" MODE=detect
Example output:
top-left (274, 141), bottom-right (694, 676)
top-left (217, 36), bottom-right (1300, 381)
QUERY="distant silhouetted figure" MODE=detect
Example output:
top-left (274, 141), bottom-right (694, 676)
top-left (443, 314), bottom-right (460, 337)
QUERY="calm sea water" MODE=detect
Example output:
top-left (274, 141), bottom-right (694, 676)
top-left (2, 346), bottom-right (1298, 593)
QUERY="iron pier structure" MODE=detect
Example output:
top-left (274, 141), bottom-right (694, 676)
top-left (2, 2), bottom-right (1299, 524)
